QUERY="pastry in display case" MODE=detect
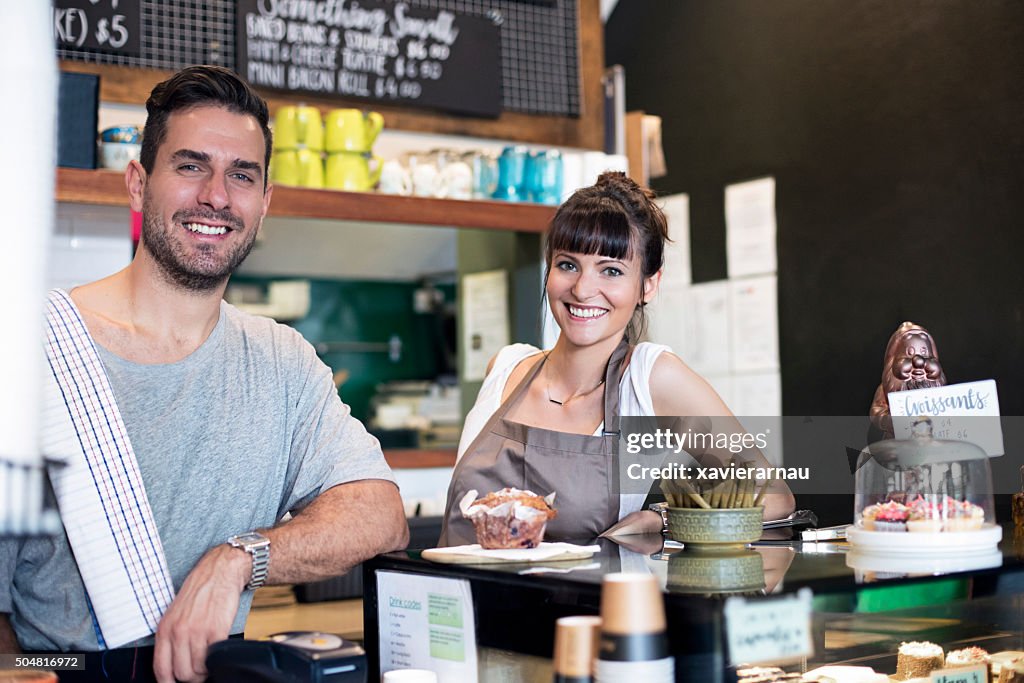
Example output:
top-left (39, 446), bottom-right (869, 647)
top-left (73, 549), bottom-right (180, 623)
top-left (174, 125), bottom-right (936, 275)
top-left (894, 641), bottom-right (944, 679)
top-left (847, 417), bottom-right (1000, 553)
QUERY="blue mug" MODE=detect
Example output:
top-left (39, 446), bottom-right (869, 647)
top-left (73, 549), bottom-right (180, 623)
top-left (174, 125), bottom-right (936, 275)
top-left (531, 150), bottom-right (563, 205)
top-left (467, 151), bottom-right (498, 199)
top-left (492, 146), bottom-right (529, 202)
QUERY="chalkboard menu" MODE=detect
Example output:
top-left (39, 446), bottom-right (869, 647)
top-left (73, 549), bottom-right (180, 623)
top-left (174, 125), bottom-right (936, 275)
top-left (236, 1), bottom-right (502, 118)
top-left (53, 0), bottom-right (141, 57)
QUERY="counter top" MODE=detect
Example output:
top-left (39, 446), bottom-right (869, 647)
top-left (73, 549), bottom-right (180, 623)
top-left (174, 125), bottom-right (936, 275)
top-left (371, 523), bottom-right (1023, 596)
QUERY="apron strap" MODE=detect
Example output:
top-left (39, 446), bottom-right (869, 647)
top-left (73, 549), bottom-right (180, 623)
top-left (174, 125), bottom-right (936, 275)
top-left (601, 336), bottom-right (630, 436)
top-left (44, 289), bottom-right (175, 648)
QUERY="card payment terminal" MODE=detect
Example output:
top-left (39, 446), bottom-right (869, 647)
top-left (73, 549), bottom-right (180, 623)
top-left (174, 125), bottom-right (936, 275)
top-left (206, 631), bottom-right (367, 683)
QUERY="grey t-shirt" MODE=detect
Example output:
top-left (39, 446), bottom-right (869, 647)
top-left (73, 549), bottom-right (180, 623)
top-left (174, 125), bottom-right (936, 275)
top-left (0, 300), bottom-right (395, 651)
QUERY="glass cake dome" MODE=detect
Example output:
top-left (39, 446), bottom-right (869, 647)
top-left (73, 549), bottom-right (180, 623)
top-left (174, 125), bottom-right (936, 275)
top-left (847, 417), bottom-right (1000, 553)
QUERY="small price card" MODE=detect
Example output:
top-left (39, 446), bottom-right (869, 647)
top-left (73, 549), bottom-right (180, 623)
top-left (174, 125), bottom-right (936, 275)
top-left (724, 587), bottom-right (813, 666)
top-left (930, 665), bottom-right (988, 683)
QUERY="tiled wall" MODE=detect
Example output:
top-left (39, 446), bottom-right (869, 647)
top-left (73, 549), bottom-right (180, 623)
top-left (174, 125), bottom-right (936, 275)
top-left (49, 204), bottom-right (133, 291)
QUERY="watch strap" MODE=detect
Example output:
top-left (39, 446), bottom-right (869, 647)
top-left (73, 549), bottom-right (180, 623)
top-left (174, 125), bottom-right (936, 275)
top-left (228, 533), bottom-right (270, 590)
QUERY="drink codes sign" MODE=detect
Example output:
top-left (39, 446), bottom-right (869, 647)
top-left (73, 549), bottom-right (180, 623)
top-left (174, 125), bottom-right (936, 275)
top-left (236, 0), bottom-right (502, 117)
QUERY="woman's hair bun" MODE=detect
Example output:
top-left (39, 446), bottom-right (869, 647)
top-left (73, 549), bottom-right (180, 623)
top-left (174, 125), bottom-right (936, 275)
top-left (595, 170), bottom-right (631, 188)
top-left (595, 171), bottom-right (657, 204)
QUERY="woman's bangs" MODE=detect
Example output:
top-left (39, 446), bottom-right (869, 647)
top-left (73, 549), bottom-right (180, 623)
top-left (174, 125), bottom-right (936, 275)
top-left (549, 204), bottom-right (634, 261)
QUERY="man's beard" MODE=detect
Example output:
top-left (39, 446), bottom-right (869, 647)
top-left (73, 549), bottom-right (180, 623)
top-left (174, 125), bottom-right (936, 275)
top-left (141, 198), bottom-right (257, 293)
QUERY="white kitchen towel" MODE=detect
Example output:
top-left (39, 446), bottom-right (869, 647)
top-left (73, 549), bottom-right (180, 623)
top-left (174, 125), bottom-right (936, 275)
top-left (43, 289), bottom-right (174, 648)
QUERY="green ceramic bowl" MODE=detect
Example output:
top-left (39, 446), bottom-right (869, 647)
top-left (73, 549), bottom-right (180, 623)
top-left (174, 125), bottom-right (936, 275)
top-left (666, 506), bottom-right (764, 547)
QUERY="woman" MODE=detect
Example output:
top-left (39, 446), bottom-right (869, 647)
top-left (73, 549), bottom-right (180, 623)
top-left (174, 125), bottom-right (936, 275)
top-left (439, 172), bottom-right (794, 546)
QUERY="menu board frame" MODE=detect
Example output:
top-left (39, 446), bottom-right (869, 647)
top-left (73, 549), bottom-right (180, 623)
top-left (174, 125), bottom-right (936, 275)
top-left (236, 0), bottom-right (502, 118)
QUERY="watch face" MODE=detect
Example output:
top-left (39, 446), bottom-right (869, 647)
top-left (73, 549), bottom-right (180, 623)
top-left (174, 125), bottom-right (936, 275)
top-left (233, 532), bottom-right (267, 544)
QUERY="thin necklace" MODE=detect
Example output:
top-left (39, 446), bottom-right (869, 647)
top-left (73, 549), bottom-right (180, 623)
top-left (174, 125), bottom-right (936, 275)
top-left (543, 354), bottom-right (606, 406)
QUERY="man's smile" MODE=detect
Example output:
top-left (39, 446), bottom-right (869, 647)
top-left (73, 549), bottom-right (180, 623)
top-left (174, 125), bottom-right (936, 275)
top-left (183, 221), bottom-right (230, 236)
top-left (173, 209), bottom-right (244, 240)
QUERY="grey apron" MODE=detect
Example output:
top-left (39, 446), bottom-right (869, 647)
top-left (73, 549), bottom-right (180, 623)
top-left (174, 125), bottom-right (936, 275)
top-left (439, 337), bottom-right (630, 546)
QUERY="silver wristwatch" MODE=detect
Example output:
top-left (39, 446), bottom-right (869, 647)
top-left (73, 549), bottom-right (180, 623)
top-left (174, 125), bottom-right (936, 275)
top-left (227, 531), bottom-right (270, 590)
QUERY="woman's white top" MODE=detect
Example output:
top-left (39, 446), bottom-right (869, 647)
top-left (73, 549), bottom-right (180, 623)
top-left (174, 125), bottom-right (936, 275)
top-left (456, 342), bottom-right (671, 520)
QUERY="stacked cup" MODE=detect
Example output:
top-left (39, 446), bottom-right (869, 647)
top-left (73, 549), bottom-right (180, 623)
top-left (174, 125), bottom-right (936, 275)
top-left (325, 108), bottom-right (384, 192)
top-left (553, 615), bottom-right (602, 683)
top-left (270, 105), bottom-right (324, 188)
top-left (595, 573), bottom-right (674, 682)
top-left (530, 150), bottom-right (564, 205)
top-left (492, 146), bottom-right (564, 204)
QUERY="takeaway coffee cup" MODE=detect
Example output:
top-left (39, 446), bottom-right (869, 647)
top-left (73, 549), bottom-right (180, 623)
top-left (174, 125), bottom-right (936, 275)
top-left (554, 615), bottom-right (602, 683)
top-left (595, 573), bottom-right (673, 682)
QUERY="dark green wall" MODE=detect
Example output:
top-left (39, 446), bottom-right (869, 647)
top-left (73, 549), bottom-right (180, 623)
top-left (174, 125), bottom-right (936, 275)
top-left (607, 0), bottom-right (1024, 416)
top-left (231, 276), bottom-right (454, 421)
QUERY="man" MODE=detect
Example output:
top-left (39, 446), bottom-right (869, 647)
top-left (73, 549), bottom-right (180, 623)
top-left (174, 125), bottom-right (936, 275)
top-left (0, 66), bottom-right (408, 682)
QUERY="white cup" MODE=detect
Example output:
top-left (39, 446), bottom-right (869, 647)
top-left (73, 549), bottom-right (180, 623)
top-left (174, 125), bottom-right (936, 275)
top-left (439, 160), bottom-right (473, 200)
top-left (411, 162), bottom-right (445, 198)
top-left (379, 159), bottom-right (412, 195)
top-left (382, 670), bottom-right (439, 683)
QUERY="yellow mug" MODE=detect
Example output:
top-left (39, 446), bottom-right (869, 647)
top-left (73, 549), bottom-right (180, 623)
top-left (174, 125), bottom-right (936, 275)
top-left (325, 152), bottom-right (382, 191)
top-left (325, 109), bottom-right (384, 153)
top-left (270, 148), bottom-right (324, 188)
top-left (273, 106), bottom-right (324, 151)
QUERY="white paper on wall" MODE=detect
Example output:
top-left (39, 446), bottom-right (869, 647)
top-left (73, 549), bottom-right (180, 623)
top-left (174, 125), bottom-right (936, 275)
top-left (646, 282), bottom-right (692, 359)
top-left (685, 281), bottom-right (731, 376)
top-left (660, 193), bottom-right (691, 287)
top-left (725, 176), bottom-right (777, 279)
top-left (729, 275), bottom-right (780, 373)
top-left (461, 270), bottom-right (510, 381)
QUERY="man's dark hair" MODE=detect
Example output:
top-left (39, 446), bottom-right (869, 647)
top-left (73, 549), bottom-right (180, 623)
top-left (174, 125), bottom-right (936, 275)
top-left (140, 65), bottom-right (273, 185)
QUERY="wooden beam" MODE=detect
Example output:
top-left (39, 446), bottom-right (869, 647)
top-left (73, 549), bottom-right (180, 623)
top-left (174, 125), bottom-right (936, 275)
top-left (382, 449), bottom-right (456, 469)
top-left (56, 167), bottom-right (556, 232)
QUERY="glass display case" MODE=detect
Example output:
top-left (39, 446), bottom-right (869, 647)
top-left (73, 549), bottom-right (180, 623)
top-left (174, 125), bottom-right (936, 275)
top-left (364, 523), bottom-right (1024, 683)
top-left (848, 417), bottom-right (1001, 557)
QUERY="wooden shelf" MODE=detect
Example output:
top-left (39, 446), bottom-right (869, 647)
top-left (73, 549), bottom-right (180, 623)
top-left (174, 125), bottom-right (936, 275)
top-left (57, 167), bottom-right (555, 233)
top-left (382, 448), bottom-right (457, 469)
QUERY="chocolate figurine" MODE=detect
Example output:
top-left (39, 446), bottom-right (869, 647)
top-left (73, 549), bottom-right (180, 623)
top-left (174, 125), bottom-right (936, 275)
top-left (869, 322), bottom-right (947, 439)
